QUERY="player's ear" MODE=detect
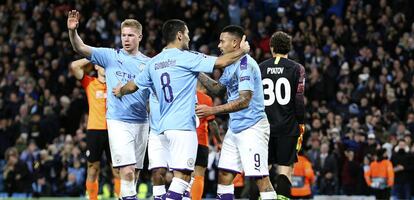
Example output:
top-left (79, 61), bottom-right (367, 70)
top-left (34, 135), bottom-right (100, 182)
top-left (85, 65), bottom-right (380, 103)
top-left (232, 39), bottom-right (238, 48)
top-left (270, 47), bottom-right (275, 55)
top-left (177, 31), bottom-right (183, 41)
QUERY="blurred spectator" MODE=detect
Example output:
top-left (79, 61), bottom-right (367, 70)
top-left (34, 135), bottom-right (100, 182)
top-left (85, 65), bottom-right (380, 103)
top-left (62, 173), bottom-right (83, 197)
top-left (340, 148), bottom-right (363, 195)
top-left (391, 139), bottom-right (413, 199)
top-left (291, 152), bottom-right (315, 199)
top-left (2, 147), bottom-right (31, 197)
top-left (314, 143), bottom-right (338, 195)
top-left (364, 148), bottom-right (394, 199)
top-left (32, 174), bottom-right (52, 197)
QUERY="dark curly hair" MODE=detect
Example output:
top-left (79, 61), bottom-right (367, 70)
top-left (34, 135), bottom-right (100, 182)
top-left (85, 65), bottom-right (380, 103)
top-left (270, 31), bottom-right (292, 55)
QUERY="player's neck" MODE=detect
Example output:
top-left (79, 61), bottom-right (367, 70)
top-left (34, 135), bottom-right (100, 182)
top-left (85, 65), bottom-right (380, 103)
top-left (165, 43), bottom-right (181, 50)
top-left (125, 48), bottom-right (140, 56)
top-left (97, 75), bottom-right (105, 83)
top-left (273, 53), bottom-right (288, 58)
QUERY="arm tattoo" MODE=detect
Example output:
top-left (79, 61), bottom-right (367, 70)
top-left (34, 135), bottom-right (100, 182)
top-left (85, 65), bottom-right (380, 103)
top-left (212, 90), bottom-right (252, 114)
top-left (198, 73), bottom-right (226, 97)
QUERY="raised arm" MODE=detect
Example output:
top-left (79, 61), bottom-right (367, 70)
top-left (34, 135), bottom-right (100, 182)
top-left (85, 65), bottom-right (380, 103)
top-left (198, 73), bottom-right (226, 97)
top-left (196, 90), bottom-right (252, 118)
top-left (67, 10), bottom-right (93, 57)
top-left (214, 35), bottom-right (250, 69)
top-left (69, 58), bottom-right (90, 80)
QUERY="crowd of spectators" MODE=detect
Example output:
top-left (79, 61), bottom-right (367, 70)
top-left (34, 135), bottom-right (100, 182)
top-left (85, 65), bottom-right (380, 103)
top-left (1, 0), bottom-right (414, 198)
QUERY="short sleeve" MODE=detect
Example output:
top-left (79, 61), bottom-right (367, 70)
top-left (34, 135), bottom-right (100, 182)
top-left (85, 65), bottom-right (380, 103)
top-left (134, 63), bottom-right (153, 88)
top-left (237, 56), bottom-right (254, 91)
top-left (89, 47), bottom-right (115, 68)
top-left (183, 51), bottom-right (217, 73)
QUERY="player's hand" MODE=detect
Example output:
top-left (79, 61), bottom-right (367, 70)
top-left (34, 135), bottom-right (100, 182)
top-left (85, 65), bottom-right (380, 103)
top-left (196, 104), bottom-right (214, 119)
top-left (112, 82), bottom-right (123, 98)
top-left (67, 10), bottom-right (80, 30)
top-left (216, 143), bottom-right (222, 152)
top-left (239, 35), bottom-right (250, 54)
top-left (296, 124), bottom-right (305, 152)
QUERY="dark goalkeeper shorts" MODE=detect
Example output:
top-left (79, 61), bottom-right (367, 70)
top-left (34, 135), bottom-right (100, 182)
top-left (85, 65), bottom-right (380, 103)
top-left (268, 135), bottom-right (299, 166)
top-left (86, 130), bottom-right (111, 163)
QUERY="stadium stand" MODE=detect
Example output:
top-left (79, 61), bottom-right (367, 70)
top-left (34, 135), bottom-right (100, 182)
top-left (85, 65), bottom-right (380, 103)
top-left (0, 0), bottom-right (414, 199)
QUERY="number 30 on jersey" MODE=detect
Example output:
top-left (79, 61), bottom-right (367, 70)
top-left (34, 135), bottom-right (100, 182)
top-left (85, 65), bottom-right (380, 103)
top-left (262, 78), bottom-right (291, 106)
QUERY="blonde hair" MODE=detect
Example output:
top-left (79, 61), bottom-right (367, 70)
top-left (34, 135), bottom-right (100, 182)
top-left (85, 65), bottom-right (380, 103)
top-left (121, 19), bottom-right (142, 33)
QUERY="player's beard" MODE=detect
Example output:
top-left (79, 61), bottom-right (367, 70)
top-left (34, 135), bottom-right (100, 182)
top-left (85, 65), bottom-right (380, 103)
top-left (182, 42), bottom-right (190, 50)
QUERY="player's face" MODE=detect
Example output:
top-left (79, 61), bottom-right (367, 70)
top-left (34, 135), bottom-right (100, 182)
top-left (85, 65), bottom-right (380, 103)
top-left (180, 26), bottom-right (190, 50)
top-left (218, 32), bottom-right (238, 55)
top-left (121, 27), bottom-right (142, 52)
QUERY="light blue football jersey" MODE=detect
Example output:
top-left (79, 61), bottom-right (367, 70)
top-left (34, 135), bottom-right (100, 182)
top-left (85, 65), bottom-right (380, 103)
top-left (135, 48), bottom-right (217, 133)
top-left (219, 55), bottom-right (266, 133)
top-left (149, 91), bottom-right (160, 134)
top-left (89, 48), bottom-right (150, 123)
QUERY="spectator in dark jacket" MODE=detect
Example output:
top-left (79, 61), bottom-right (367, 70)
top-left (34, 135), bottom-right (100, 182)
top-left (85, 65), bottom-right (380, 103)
top-left (391, 139), bottom-right (414, 199)
top-left (314, 143), bottom-right (338, 195)
top-left (341, 148), bottom-right (363, 195)
top-left (2, 147), bottom-right (31, 197)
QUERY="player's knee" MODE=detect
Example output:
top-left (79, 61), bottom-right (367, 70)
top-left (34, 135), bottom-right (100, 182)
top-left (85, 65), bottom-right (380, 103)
top-left (120, 165), bottom-right (135, 181)
top-left (218, 170), bottom-right (235, 185)
top-left (194, 166), bottom-right (206, 176)
top-left (173, 170), bottom-right (192, 182)
top-left (151, 168), bottom-right (167, 185)
top-left (277, 165), bottom-right (293, 180)
top-left (112, 167), bottom-right (120, 178)
top-left (87, 162), bottom-right (100, 181)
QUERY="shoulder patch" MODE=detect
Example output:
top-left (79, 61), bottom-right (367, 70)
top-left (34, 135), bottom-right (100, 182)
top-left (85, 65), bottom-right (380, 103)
top-left (240, 76), bottom-right (250, 82)
top-left (240, 56), bottom-right (248, 70)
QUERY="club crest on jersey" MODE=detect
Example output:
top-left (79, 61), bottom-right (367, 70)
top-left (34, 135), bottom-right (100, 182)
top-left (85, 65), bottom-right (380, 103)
top-left (114, 154), bottom-right (122, 164)
top-left (138, 63), bottom-right (145, 72)
top-left (187, 158), bottom-right (195, 167)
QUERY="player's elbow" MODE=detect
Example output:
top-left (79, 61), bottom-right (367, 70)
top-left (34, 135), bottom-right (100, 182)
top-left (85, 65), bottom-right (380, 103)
top-left (73, 44), bottom-right (91, 57)
top-left (213, 86), bottom-right (226, 97)
top-left (69, 62), bottom-right (77, 72)
top-left (239, 98), bottom-right (250, 109)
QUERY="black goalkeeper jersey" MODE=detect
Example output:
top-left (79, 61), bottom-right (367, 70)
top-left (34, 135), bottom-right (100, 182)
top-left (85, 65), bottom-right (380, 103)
top-left (259, 57), bottom-right (305, 137)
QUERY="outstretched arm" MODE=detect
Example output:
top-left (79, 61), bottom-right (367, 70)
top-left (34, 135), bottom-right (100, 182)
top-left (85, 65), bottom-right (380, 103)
top-left (198, 73), bottom-right (226, 97)
top-left (214, 35), bottom-right (250, 69)
top-left (67, 10), bottom-right (93, 57)
top-left (69, 58), bottom-right (90, 80)
top-left (196, 90), bottom-right (252, 118)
